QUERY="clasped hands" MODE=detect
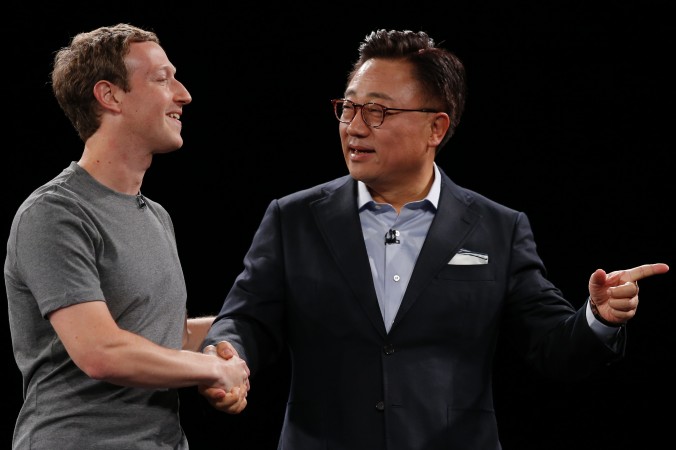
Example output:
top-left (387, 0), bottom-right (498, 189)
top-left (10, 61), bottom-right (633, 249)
top-left (198, 341), bottom-right (250, 414)
top-left (588, 263), bottom-right (669, 326)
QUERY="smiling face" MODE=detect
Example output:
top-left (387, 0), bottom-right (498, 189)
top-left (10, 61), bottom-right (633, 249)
top-left (118, 41), bottom-right (192, 155)
top-left (339, 58), bottom-right (449, 204)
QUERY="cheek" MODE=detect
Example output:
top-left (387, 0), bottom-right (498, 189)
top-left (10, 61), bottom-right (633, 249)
top-left (394, 136), bottom-right (429, 162)
top-left (401, 125), bottom-right (432, 151)
top-left (381, 129), bottom-right (416, 151)
top-left (338, 126), bottom-right (349, 143)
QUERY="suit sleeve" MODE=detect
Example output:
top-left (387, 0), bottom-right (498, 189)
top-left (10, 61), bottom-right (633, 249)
top-left (502, 212), bottom-right (625, 380)
top-left (202, 200), bottom-right (286, 374)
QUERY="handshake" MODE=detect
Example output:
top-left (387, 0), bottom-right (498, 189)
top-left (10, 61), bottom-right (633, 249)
top-left (198, 342), bottom-right (250, 414)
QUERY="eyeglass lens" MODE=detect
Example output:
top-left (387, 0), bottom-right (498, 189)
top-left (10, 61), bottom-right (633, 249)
top-left (335, 100), bottom-right (385, 127)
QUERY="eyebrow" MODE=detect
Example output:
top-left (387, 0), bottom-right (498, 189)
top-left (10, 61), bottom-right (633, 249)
top-left (343, 89), bottom-right (393, 103)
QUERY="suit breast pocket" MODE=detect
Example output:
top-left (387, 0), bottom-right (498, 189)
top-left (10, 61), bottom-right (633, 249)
top-left (436, 264), bottom-right (495, 281)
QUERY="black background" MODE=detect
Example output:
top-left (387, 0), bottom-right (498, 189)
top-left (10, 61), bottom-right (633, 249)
top-left (3, 2), bottom-right (674, 449)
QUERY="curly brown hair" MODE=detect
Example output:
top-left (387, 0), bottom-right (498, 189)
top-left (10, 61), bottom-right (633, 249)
top-left (51, 23), bottom-right (160, 142)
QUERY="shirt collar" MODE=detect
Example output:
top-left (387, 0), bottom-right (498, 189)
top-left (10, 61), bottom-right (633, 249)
top-left (357, 163), bottom-right (441, 209)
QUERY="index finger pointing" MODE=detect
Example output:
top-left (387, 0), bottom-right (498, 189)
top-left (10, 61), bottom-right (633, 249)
top-left (624, 263), bottom-right (670, 283)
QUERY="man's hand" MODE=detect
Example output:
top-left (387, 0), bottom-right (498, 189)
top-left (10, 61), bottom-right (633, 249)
top-left (198, 341), bottom-right (250, 414)
top-left (588, 263), bottom-right (669, 325)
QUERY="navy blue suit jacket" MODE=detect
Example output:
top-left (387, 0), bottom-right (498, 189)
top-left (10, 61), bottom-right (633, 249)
top-left (205, 167), bottom-right (624, 450)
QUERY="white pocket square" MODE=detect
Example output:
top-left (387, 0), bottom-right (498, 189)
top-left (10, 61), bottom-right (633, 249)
top-left (448, 249), bottom-right (489, 265)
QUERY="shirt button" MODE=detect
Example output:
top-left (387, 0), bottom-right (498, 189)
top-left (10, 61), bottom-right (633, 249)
top-left (393, 275), bottom-right (400, 282)
top-left (375, 401), bottom-right (385, 411)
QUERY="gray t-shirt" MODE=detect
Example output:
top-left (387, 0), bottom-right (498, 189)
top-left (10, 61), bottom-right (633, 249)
top-left (5, 162), bottom-right (189, 449)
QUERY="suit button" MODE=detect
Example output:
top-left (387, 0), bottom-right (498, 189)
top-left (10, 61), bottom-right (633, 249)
top-left (375, 401), bottom-right (385, 411)
top-left (383, 344), bottom-right (395, 355)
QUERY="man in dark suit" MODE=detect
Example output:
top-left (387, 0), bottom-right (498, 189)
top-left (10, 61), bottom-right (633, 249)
top-left (198, 29), bottom-right (668, 449)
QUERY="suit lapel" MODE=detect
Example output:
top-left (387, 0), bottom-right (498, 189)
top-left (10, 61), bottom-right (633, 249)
top-left (393, 172), bottom-right (483, 329)
top-left (311, 178), bottom-right (387, 336)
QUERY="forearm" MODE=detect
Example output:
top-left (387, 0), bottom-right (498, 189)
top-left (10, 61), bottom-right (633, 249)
top-left (82, 328), bottom-right (239, 390)
top-left (183, 316), bottom-right (215, 351)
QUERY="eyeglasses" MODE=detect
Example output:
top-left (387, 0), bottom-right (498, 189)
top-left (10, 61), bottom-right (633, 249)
top-left (331, 98), bottom-right (440, 128)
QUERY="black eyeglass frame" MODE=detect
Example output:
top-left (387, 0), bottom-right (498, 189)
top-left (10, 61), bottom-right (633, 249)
top-left (331, 98), bottom-right (440, 128)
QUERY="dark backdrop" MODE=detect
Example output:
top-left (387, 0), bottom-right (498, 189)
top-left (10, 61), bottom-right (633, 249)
top-left (3, 3), bottom-right (674, 449)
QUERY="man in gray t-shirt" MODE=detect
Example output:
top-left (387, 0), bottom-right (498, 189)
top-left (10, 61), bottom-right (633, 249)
top-left (4, 24), bottom-right (249, 450)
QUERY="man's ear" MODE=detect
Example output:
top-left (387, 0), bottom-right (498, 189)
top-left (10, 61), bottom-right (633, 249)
top-left (92, 80), bottom-right (122, 113)
top-left (429, 112), bottom-right (451, 147)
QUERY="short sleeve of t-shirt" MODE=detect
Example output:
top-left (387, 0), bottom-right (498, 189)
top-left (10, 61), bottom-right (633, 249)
top-left (10, 191), bottom-right (105, 318)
